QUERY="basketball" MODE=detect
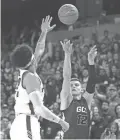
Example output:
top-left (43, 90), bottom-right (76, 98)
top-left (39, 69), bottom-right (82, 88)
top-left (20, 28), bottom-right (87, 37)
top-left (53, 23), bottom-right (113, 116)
top-left (58, 4), bottom-right (79, 25)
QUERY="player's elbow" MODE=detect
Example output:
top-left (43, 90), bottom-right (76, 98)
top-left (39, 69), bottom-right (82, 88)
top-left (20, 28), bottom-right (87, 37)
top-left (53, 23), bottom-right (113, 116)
top-left (86, 78), bottom-right (95, 94)
top-left (34, 105), bottom-right (45, 117)
top-left (86, 84), bottom-right (95, 94)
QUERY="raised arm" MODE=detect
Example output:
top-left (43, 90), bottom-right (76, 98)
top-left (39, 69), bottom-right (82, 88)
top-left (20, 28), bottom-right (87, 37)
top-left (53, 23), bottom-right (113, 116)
top-left (23, 73), bottom-right (69, 132)
top-left (60, 40), bottom-right (73, 111)
top-left (83, 46), bottom-right (97, 108)
top-left (40, 42), bottom-right (53, 62)
top-left (34, 16), bottom-right (56, 64)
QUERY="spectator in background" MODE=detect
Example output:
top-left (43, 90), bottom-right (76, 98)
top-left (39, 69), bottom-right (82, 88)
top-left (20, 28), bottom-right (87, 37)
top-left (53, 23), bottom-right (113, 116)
top-left (52, 102), bottom-right (61, 116)
top-left (98, 68), bottom-right (109, 83)
top-left (93, 106), bottom-right (99, 114)
top-left (82, 68), bottom-right (89, 90)
top-left (113, 42), bottom-right (120, 54)
top-left (110, 65), bottom-right (120, 83)
top-left (101, 30), bottom-right (111, 45)
top-left (45, 127), bottom-right (52, 139)
top-left (7, 95), bottom-right (15, 110)
top-left (0, 131), bottom-right (7, 139)
top-left (4, 61), bottom-right (12, 74)
top-left (1, 117), bottom-right (11, 139)
top-left (5, 83), bottom-right (13, 96)
top-left (107, 84), bottom-right (120, 117)
top-left (101, 101), bottom-right (114, 128)
top-left (1, 92), bottom-right (7, 105)
top-left (8, 110), bottom-right (15, 124)
top-left (101, 101), bottom-right (110, 117)
top-left (79, 35), bottom-right (86, 47)
top-left (114, 104), bottom-right (120, 138)
top-left (90, 112), bottom-right (105, 139)
top-left (45, 77), bottom-right (58, 106)
top-left (101, 122), bottom-right (119, 139)
top-left (1, 104), bottom-right (9, 118)
top-left (1, 83), bottom-right (5, 93)
top-left (54, 70), bottom-right (63, 94)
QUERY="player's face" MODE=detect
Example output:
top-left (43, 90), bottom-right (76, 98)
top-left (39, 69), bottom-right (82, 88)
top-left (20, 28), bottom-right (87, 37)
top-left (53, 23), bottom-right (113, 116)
top-left (70, 81), bottom-right (82, 96)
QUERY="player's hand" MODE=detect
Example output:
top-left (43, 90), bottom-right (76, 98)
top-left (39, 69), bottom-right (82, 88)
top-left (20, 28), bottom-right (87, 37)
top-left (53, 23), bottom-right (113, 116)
top-left (88, 45), bottom-right (97, 65)
top-left (60, 40), bottom-right (73, 54)
top-left (41, 15), bottom-right (56, 32)
top-left (59, 119), bottom-right (69, 132)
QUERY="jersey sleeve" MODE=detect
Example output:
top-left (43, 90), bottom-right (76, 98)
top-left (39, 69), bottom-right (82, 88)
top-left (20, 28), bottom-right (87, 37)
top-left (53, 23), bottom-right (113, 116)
top-left (86, 65), bottom-right (96, 94)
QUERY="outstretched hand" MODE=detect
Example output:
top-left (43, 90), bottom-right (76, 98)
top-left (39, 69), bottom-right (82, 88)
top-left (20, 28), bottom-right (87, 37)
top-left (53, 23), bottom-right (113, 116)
top-left (41, 15), bottom-right (56, 32)
top-left (60, 40), bottom-right (73, 54)
top-left (88, 45), bottom-right (97, 64)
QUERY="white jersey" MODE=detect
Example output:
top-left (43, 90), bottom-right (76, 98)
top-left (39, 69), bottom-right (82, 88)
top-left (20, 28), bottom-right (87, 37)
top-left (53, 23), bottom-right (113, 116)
top-left (14, 69), bottom-right (44, 115)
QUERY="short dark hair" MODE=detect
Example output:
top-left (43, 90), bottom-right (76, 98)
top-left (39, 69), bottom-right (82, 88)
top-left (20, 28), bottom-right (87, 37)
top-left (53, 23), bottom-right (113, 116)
top-left (102, 100), bottom-right (109, 105)
top-left (11, 44), bottom-right (33, 68)
top-left (71, 78), bottom-right (80, 82)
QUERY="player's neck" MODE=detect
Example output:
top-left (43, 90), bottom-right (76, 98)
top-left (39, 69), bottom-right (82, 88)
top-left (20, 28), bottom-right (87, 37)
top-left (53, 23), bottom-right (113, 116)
top-left (73, 95), bottom-right (81, 100)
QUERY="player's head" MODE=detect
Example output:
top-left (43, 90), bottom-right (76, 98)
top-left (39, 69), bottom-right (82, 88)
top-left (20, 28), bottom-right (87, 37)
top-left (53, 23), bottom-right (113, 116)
top-left (11, 44), bottom-right (35, 69)
top-left (70, 78), bottom-right (82, 97)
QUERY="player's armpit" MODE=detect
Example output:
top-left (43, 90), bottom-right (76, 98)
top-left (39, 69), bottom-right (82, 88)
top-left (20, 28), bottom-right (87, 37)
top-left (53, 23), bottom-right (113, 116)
top-left (60, 77), bottom-right (73, 110)
top-left (23, 73), bottom-right (41, 94)
top-left (60, 77), bottom-right (71, 98)
top-left (60, 95), bottom-right (73, 111)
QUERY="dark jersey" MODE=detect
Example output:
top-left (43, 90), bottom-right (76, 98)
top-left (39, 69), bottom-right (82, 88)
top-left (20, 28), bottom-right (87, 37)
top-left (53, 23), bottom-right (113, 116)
top-left (63, 97), bottom-right (90, 139)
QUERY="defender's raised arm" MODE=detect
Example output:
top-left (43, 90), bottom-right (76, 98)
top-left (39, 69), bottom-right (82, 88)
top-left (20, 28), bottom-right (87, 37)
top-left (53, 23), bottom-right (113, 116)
top-left (34, 16), bottom-right (56, 64)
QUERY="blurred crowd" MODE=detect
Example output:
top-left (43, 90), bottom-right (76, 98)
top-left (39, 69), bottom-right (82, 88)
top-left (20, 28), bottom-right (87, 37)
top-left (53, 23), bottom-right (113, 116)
top-left (1, 22), bottom-right (120, 139)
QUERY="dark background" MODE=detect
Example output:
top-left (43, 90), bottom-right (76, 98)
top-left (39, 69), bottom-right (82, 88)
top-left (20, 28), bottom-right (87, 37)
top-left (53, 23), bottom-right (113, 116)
top-left (1, 0), bottom-right (75, 30)
top-left (2, 0), bottom-right (120, 31)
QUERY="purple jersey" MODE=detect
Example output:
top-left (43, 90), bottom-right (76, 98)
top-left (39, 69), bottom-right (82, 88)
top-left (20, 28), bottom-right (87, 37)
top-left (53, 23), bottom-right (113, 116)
top-left (63, 97), bottom-right (90, 139)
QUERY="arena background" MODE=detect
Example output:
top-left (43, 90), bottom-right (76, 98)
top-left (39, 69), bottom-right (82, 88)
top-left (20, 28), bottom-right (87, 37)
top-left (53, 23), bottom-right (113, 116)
top-left (1, 0), bottom-right (120, 139)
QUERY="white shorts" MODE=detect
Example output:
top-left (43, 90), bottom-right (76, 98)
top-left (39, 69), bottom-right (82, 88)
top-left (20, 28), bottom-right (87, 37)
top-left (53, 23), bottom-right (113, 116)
top-left (10, 114), bottom-right (41, 140)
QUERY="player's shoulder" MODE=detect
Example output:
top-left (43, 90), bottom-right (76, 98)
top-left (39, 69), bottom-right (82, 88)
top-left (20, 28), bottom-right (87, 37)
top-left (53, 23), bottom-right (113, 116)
top-left (23, 71), bottom-right (39, 87)
top-left (24, 72), bottom-right (37, 81)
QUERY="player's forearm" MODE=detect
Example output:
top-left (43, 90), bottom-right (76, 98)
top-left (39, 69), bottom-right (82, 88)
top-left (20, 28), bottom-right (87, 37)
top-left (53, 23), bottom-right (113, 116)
top-left (41, 42), bottom-right (53, 62)
top-left (37, 30), bottom-right (47, 46)
top-left (86, 65), bottom-right (96, 93)
top-left (63, 53), bottom-right (71, 78)
top-left (36, 105), bottom-right (61, 124)
top-left (29, 90), bottom-right (60, 123)
top-left (31, 31), bottom-right (36, 47)
top-left (34, 31), bottom-right (47, 60)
